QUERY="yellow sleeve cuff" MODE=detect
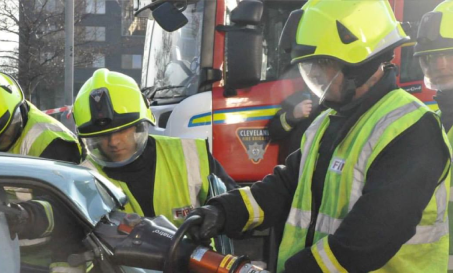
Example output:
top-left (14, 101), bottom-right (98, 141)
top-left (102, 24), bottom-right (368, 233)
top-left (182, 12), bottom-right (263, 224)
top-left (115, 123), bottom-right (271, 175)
top-left (238, 187), bottom-right (264, 231)
top-left (280, 112), bottom-right (293, 132)
top-left (311, 236), bottom-right (347, 273)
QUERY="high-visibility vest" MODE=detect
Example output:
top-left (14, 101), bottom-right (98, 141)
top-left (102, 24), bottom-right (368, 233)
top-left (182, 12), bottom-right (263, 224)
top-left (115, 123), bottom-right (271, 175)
top-left (277, 89), bottom-right (451, 272)
top-left (83, 135), bottom-right (211, 227)
top-left (8, 102), bottom-right (81, 158)
top-left (437, 109), bottom-right (453, 273)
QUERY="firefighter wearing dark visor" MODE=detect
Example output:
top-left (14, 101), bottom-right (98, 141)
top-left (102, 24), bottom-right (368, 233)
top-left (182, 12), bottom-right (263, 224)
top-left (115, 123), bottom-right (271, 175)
top-left (185, 1), bottom-right (451, 272)
top-left (73, 69), bottom-right (236, 230)
top-left (0, 72), bottom-right (81, 162)
top-left (414, 0), bottom-right (453, 271)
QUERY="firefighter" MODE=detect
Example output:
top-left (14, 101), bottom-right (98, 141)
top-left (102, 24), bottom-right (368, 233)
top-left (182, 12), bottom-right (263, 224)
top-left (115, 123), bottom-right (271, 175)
top-left (268, 88), bottom-right (324, 163)
top-left (414, 0), bottom-right (453, 271)
top-left (0, 188), bottom-right (87, 273)
top-left (72, 68), bottom-right (236, 227)
top-left (0, 72), bottom-right (81, 163)
top-left (186, 1), bottom-right (451, 272)
top-left (0, 73), bottom-right (84, 271)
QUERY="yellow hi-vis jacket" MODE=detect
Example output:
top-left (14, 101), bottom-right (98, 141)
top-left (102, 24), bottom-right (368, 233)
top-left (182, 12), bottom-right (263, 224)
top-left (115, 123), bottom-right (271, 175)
top-left (83, 135), bottom-right (211, 227)
top-left (8, 102), bottom-right (81, 157)
top-left (437, 109), bottom-right (453, 273)
top-left (275, 89), bottom-right (450, 272)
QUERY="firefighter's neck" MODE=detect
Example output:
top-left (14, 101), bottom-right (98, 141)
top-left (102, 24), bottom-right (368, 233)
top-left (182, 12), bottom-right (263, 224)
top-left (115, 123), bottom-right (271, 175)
top-left (353, 65), bottom-right (385, 100)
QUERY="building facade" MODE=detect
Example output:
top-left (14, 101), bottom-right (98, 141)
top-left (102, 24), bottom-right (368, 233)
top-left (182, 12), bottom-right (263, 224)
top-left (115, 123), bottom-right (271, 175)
top-left (18, 0), bottom-right (147, 111)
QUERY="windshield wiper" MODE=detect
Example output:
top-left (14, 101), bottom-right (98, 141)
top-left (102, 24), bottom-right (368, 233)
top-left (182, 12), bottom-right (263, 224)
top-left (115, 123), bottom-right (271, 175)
top-left (152, 95), bottom-right (186, 99)
top-left (141, 85), bottom-right (184, 100)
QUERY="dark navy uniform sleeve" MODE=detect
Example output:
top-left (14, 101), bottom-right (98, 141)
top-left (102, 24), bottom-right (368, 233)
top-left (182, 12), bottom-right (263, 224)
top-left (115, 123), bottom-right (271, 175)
top-left (20, 197), bottom-right (87, 262)
top-left (19, 200), bottom-right (54, 239)
top-left (268, 92), bottom-right (307, 141)
top-left (208, 149), bottom-right (301, 238)
top-left (40, 138), bottom-right (81, 164)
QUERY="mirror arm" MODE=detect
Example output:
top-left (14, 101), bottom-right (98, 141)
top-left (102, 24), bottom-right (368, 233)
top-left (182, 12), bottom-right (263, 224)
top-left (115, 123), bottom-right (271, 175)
top-left (135, 0), bottom-right (188, 16)
top-left (134, 0), bottom-right (166, 16)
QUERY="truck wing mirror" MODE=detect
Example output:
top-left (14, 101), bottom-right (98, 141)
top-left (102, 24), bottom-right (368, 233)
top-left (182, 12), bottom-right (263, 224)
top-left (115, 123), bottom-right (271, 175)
top-left (152, 2), bottom-right (188, 32)
top-left (218, 0), bottom-right (264, 97)
top-left (230, 0), bottom-right (263, 26)
top-left (134, 0), bottom-right (188, 32)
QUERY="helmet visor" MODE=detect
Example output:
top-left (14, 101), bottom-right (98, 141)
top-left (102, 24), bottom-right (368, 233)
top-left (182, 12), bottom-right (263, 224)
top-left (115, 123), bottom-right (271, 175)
top-left (419, 53), bottom-right (453, 90)
top-left (82, 121), bottom-right (150, 168)
top-left (298, 59), bottom-right (343, 102)
top-left (0, 107), bottom-right (23, 151)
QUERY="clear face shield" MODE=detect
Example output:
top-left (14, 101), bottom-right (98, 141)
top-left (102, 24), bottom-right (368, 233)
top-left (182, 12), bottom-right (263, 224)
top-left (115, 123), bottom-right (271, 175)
top-left (419, 53), bottom-right (453, 91)
top-left (298, 58), bottom-right (344, 103)
top-left (82, 121), bottom-right (150, 168)
top-left (0, 108), bottom-right (23, 151)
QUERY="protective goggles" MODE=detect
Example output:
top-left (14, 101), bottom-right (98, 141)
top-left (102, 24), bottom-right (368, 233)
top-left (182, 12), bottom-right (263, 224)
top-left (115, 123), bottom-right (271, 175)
top-left (298, 58), bottom-right (343, 103)
top-left (82, 121), bottom-right (150, 168)
top-left (419, 53), bottom-right (453, 90)
top-left (0, 107), bottom-right (23, 151)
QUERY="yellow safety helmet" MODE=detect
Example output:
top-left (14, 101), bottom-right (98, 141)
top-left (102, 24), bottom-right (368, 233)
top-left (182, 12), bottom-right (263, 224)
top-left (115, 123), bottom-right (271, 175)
top-left (73, 69), bottom-right (155, 167)
top-left (414, 0), bottom-right (453, 57)
top-left (279, 0), bottom-right (409, 103)
top-left (414, 0), bottom-right (453, 90)
top-left (0, 72), bottom-right (25, 151)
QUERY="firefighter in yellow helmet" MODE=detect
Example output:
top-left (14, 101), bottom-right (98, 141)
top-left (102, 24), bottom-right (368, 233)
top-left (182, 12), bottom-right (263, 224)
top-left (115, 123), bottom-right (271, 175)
top-left (0, 72), bottom-right (81, 162)
top-left (0, 73), bottom-right (84, 271)
top-left (73, 69), bottom-right (236, 229)
top-left (185, 1), bottom-right (451, 272)
top-left (414, 0), bottom-right (453, 271)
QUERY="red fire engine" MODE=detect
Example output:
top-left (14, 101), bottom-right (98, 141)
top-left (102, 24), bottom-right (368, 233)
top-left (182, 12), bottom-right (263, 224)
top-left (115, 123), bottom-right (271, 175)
top-left (135, 0), bottom-right (442, 185)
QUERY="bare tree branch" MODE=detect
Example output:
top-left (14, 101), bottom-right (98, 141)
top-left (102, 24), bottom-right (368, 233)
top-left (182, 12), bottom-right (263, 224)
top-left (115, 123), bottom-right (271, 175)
top-left (0, 0), bottom-right (105, 105)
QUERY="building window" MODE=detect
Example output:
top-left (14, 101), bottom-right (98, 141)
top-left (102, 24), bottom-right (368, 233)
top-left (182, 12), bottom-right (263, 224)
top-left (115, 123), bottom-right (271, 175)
top-left (36, 0), bottom-right (62, 12)
top-left (86, 0), bottom-right (106, 14)
top-left (122, 55), bottom-right (142, 69)
top-left (92, 54), bottom-right (105, 68)
top-left (75, 53), bottom-right (105, 68)
top-left (81, 26), bottom-right (106, 42)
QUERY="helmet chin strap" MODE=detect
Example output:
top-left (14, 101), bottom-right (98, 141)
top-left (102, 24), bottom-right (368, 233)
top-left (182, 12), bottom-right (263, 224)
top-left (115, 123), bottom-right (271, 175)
top-left (340, 78), bottom-right (357, 104)
top-left (322, 77), bottom-right (357, 111)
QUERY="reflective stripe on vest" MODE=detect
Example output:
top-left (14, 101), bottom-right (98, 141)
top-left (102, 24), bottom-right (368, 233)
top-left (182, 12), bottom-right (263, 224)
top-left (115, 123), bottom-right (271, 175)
top-left (438, 110), bottom-right (453, 272)
top-left (181, 139), bottom-right (204, 207)
top-left (19, 122), bottom-right (69, 155)
top-left (83, 136), bottom-right (211, 227)
top-left (349, 102), bottom-right (423, 210)
top-left (278, 89), bottom-right (450, 273)
top-left (8, 103), bottom-right (80, 157)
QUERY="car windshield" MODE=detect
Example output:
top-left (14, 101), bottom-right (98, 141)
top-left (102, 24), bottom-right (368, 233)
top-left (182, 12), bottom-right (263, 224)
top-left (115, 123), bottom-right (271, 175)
top-left (141, 1), bottom-right (204, 100)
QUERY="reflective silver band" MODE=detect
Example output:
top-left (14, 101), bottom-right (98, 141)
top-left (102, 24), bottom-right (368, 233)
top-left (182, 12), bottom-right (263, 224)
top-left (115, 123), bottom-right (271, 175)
top-left (181, 139), bottom-right (203, 207)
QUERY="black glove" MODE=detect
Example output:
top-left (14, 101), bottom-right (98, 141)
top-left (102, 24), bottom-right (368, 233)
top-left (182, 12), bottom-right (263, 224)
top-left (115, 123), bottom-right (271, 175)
top-left (187, 205), bottom-right (226, 244)
top-left (0, 203), bottom-right (29, 239)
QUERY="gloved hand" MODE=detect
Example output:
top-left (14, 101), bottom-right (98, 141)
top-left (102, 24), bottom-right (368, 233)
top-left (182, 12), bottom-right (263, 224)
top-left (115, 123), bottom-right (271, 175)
top-left (0, 203), bottom-right (29, 238)
top-left (187, 204), bottom-right (226, 244)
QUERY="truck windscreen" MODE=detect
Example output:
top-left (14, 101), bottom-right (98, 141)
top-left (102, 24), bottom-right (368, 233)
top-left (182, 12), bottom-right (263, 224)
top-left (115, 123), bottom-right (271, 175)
top-left (141, 1), bottom-right (204, 101)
